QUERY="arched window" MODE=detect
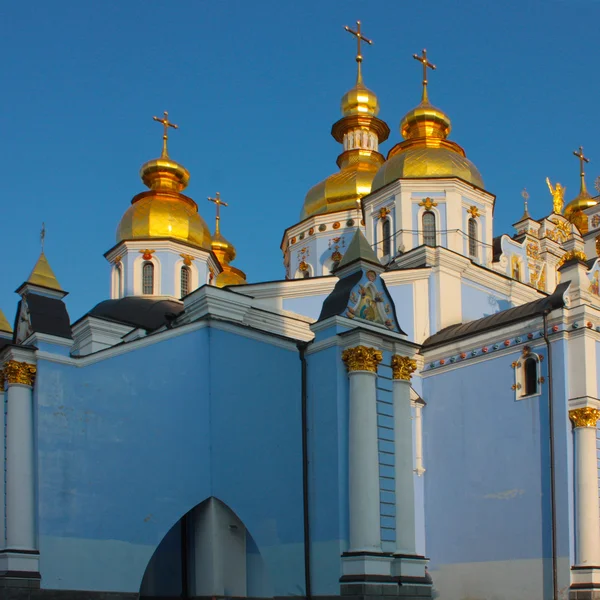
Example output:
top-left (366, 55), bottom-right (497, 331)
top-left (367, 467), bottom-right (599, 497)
top-left (512, 257), bottom-right (521, 281)
top-left (180, 265), bottom-right (191, 298)
top-left (423, 211), bottom-right (436, 247)
top-left (382, 218), bottom-right (391, 256)
top-left (523, 357), bottom-right (539, 396)
top-left (142, 261), bottom-right (154, 295)
top-left (115, 264), bottom-right (123, 298)
top-left (468, 218), bottom-right (478, 258)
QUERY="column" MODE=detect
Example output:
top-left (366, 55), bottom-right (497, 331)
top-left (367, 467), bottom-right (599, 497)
top-left (391, 355), bottom-right (417, 555)
top-left (0, 371), bottom-right (5, 550)
top-left (341, 345), bottom-right (382, 552)
top-left (569, 407), bottom-right (600, 565)
top-left (4, 360), bottom-right (37, 551)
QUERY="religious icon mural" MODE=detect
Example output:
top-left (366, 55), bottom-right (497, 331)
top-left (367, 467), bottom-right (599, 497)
top-left (345, 269), bottom-right (397, 330)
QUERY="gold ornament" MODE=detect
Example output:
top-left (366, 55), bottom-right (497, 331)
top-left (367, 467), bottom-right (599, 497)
top-left (557, 250), bottom-right (587, 268)
top-left (467, 205), bottom-right (480, 218)
top-left (546, 178), bottom-right (566, 214)
top-left (378, 206), bottom-right (391, 219)
top-left (391, 355), bottom-right (417, 380)
top-left (549, 218), bottom-right (572, 242)
top-left (342, 345), bottom-right (382, 373)
top-left (569, 407), bottom-right (600, 428)
top-left (4, 360), bottom-right (36, 387)
top-left (418, 197), bottom-right (438, 211)
top-left (180, 253), bottom-right (195, 266)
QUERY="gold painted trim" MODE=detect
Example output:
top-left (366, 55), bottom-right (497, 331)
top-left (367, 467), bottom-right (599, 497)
top-left (4, 360), bottom-right (36, 387)
top-left (569, 407), bottom-right (600, 428)
top-left (342, 345), bottom-right (382, 373)
top-left (391, 355), bottom-right (417, 380)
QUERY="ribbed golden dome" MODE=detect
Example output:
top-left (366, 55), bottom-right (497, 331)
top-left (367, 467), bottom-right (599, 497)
top-left (341, 78), bottom-right (379, 117)
top-left (564, 148), bottom-right (597, 234)
top-left (117, 151), bottom-right (212, 250)
top-left (211, 231), bottom-right (236, 264)
top-left (209, 204), bottom-right (246, 288)
top-left (215, 266), bottom-right (247, 287)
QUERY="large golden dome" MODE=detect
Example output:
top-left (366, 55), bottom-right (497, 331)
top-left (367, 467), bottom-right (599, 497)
top-left (300, 67), bottom-right (390, 220)
top-left (117, 151), bottom-right (212, 250)
top-left (372, 63), bottom-right (483, 191)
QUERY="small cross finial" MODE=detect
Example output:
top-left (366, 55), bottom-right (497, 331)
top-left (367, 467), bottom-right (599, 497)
top-left (412, 48), bottom-right (436, 103)
top-left (521, 188), bottom-right (530, 218)
top-left (153, 111), bottom-right (178, 158)
top-left (40, 222), bottom-right (46, 252)
top-left (344, 20), bottom-right (372, 84)
top-left (573, 146), bottom-right (591, 196)
top-left (207, 192), bottom-right (229, 235)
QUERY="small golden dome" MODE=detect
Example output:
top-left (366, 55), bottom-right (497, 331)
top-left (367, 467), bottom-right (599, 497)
top-left (140, 157), bottom-right (190, 192)
top-left (400, 102), bottom-right (451, 140)
top-left (564, 147), bottom-right (597, 233)
top-left (211, 231), bottom-right (236, 264)
top-left (215, 265), bottom-right (247, 288)
top-left (341, 80), bottom-right (379, 117)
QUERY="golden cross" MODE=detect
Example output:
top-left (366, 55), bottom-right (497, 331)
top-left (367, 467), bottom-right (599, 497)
top-left (40, 222), bottom-right (46, 252)
top-left (573, 146), bottom-right (590, 195)
top-left (207, 192), bottom-right (228, 235)
top-left (344, 20), bottom-right (372, 83)
top-left (413, 48), bottom-right (436, 102)
top-left (153, 111), bottom-right (178, 157)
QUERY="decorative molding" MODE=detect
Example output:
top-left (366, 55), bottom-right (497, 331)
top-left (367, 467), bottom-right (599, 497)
top-left (4, 360), bottom-right (36, 387)
top-left (467, 205), bottom-right (481, 218)
top-left (180, 253), bottom-right (195, 266)
top-left (391, 355), bottom-right (417, 380)
top-left (342, 345), bottom-right (383, 373)
top-left (569, 407), bottom-right (600, 428)
top-left (139, 249), bottom-right (156, 261)
top-left (558, 250), bottom-right (587, 269)
top-left (418, 197), bottom-right (438, 211)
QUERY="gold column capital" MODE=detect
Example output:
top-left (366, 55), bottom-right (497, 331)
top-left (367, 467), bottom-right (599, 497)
top-left (391, 355), bottom-right (417, 380)
top-left (569, 407), bottom-right (600, 428)
top-left (4, 360), bottom-right (36, 387)
top-left (342, 345), bottom-right (382, 373)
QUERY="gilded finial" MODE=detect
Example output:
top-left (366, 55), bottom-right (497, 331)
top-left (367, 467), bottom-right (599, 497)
top-left (153, 111), bottom-right (178, 158)
top-left (546, 178), bottom-right (565, 214)
top-left (412, 48), bottom-right (436, 104)
top-left (40, 222), bottom-right (46, 253)
top-left (573, 146), bottom-right (591, 198)
top-left (207, 192), bottom-right (228, 236)
top-left (344, 20), bottom-right (372, 85)
top-left (521, 188), bottom-right (530, 219)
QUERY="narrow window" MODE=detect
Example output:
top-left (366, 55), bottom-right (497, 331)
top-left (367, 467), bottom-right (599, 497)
top-left (523, 357), bottom-right (539, 396)
top-left (512, 259), bottom-right (521, 281)
top-left (423, 211), bottom-right (436, 247)
top-left (115, 264), bottom-right (123, 298)
top-left (181, 265), bottom-right (190, 298)
top-left (142, 261), bottom-right (154, 295)
top-left (382, 218), bottom-right (391, 256)
top-left (468, 218), bottom-right (478, 258)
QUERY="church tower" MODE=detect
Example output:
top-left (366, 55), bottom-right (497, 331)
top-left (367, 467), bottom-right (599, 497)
top-left (281, 21), bottom-right (390, 279)
top-left (106, 112), bottom-right (221, 299)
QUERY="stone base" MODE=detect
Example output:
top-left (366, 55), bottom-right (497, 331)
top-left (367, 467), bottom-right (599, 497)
top-left (571, 566), bottom-right (600, 600)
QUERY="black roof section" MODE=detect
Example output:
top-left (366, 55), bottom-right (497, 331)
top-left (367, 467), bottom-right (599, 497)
top-left (492, 236), bottom-right (503, 262)
top-left (18, 293), bottom-right (72, 340)
top-left (318, 271), bottom-right (362, 322)
top-left (88, 297), bottom-right (184, 331)
top-left (422, 282), bottom-right (569, 350)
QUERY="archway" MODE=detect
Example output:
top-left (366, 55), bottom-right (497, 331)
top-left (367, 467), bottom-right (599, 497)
top-left (140, 497), bottom-right (269, 598)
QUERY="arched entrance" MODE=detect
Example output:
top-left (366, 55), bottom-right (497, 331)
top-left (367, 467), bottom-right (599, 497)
top-left (140, 497), bottom-right (266, 598)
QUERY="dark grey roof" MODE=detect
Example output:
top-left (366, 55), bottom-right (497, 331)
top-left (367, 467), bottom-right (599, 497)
top-left (88, 297), bottom-right (184, 331)
top-left (492, 236), bottom-right (503, 262)
top-left (318, 271), bottom-right (362, 321)
top-left (334, 229), bottom-right (380, 271)
top-left (18, 293), bottom-right (72, 339)
top-left (422, 282), bottom-right (569, 349)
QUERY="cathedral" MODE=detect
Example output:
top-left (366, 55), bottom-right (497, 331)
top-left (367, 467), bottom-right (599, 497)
top-left (2, 22), bottom-right (600, 600)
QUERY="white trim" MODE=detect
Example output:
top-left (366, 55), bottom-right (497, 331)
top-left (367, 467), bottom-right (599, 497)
top-left (134, 255), bottom-right (161, 296)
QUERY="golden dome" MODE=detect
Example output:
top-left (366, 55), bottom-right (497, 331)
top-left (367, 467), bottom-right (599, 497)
top-left (117, 137), bottom-right (212, 250)
top-left (341, 71), bottom-right (380, 117)
top-left (215, 266), bottom-right (247, 288)
top-left (211, 230), bottom-right (236, 264)
top-left (564, 147), bottom-right (597, 234)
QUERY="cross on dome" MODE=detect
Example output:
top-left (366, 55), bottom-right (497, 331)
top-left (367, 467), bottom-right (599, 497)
top-left (573, 146), bottom-right (591, 197)
top-left (412, 48), bottom-right (436, 103)
top-left (344, 20), bottom-right (372, 84)
top-left (207, 192), bottom-right (228, 235)
top-left (153, 111), bottom-right (178, 158)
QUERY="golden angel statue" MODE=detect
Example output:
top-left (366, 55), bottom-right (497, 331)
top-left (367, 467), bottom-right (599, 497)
top-left (546, 177), bottom-right (566, 214)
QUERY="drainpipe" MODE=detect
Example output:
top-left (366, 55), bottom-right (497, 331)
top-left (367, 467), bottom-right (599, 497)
top-left (542, 310), bottom-right (558, 600)
top-left (298, 341), bottom-right (312, 600)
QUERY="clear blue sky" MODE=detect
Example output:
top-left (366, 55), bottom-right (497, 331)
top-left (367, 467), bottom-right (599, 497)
top-left (0, 1), bottom-right (598, 322)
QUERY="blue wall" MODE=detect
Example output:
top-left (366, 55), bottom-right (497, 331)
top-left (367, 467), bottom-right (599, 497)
top-left (36, 326), bottom-right (305, 594)
top-left (461, 280), bottom-right (511, 323)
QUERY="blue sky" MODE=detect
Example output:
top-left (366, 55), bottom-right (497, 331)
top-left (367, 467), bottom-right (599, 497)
top-left (0, 1), bottom-right (598, 322)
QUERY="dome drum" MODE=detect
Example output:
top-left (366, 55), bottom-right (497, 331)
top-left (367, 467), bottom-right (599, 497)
top-left (331, 114), bottom-right (390, 144)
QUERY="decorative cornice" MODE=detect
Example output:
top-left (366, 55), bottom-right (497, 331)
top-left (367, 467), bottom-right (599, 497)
top-left (558, 250), bottom-right (587, 269)
top-left (391, 355), bottom-right (417, 380)
top-left (4, 360), bottom-right (36, 387)
top-left (342, 345), bottom-right (382, 373)
top-left (569, 407), bottom-right (600, 428)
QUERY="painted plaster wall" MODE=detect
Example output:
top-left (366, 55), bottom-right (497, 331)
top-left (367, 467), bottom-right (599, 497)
top-left (35, 327), bottom-right (304, 596)
top-left (461, 281), bottom-right (511, 323)
top-left (283, 293), bottom-right (329, 320)
top-left (422, 344), bottom-right (571, 600)
top-left (386, 284), bottom-right (415, 341)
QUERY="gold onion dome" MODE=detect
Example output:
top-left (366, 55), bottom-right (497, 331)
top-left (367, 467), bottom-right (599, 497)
top-left (117, 112), bottom-right (212, 250)
top-left (372, 50), bottom-right (483, 191)
top-left (300, 21), bottom-right (390, 220)
top-left (564, 147), bottom-right (597, 234)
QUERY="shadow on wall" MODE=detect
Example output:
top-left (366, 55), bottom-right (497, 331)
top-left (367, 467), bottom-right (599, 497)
top-left (139, 497), bottom-right (271, 598)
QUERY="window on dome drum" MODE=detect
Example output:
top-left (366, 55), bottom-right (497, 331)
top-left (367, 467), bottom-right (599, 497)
top-left (523, 357), bottom-right (539, 396)
top-left (181, 266), bottom-right (191, 298)
top-left (116, 264), bottom-right (123, 298)
top-left (142, 262), bottom-right (154, 295)
top-left (382, 218), bottom-right (391, 256)
top-left (422, 211), bottom-right (436, 247)
top-left (468, 218), bottom-right (478, 259)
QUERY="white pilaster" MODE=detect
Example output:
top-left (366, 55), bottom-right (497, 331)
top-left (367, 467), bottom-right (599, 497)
top-left (0, 383), bottom-right (5, 550)
top-left (570, 408), bottom-right (600, 566)
top-left (342, 346), bottom-right (382, 552)
top-left (391, 357), bottom-right (416, 555)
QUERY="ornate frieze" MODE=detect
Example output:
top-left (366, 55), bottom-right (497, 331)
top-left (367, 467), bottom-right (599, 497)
top-left (4, 360), bottom-right (37, 387)
top-left (557, 250), bottom-right (587, 269)
top-left (391, 355), bottom-right (417, 380)
top-left (342, 345), bottom-right (382, 373)
top-left (569, 407), bottom-right (600, 428)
